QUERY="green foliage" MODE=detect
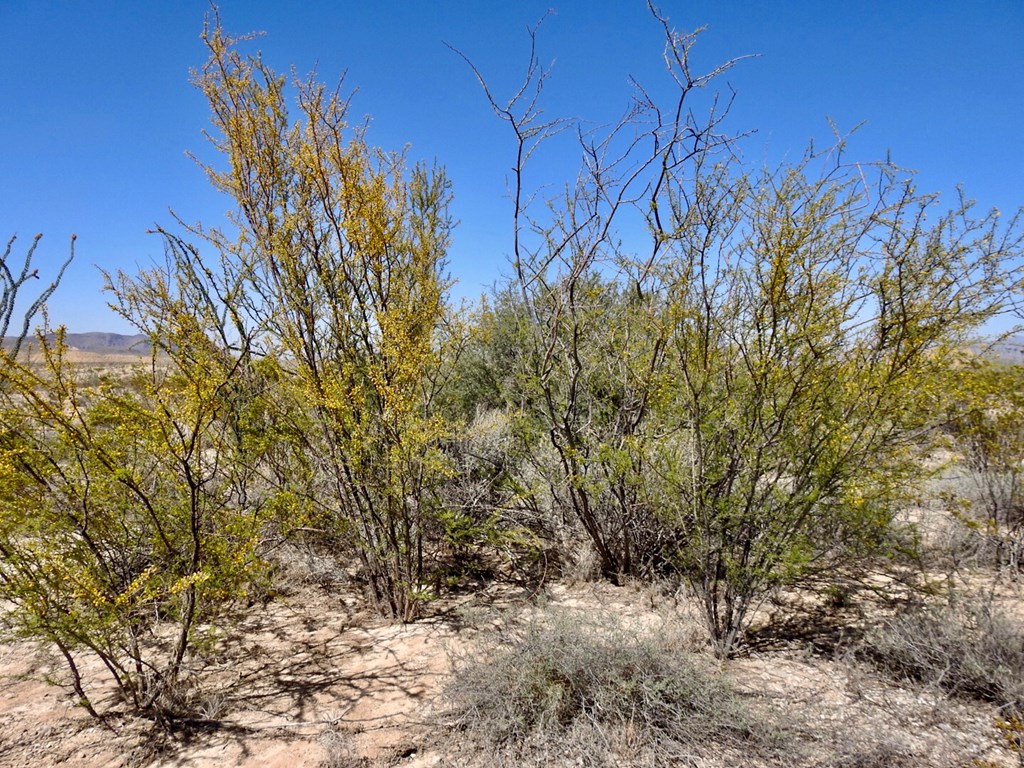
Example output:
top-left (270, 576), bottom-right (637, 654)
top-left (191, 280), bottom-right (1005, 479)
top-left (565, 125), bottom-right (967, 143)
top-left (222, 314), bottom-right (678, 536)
top-left (438, 291), bottom-right (538, 421)
top-left (175, 15), bottom-right (464, 620)
top-left (646, 155), bottom-right (997, 654)
top-left (0, 328), bottom-right (270, 717)
top-left (946, 358), bottom-right (1024, 533)
top-left (457, 9), bottom-right (1024, 654)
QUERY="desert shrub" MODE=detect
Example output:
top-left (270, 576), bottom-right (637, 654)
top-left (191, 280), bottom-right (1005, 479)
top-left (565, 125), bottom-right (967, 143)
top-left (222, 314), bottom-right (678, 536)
top-left (0, 321), bottom-right (273, 718)
top-left (434, 409), bottom-right (538, 581)
top-left (821, 738), bottom-right (916, 768)
top-left (182, 18), bottom-right (461, 621)
top-left (937, 359), bottom-right (1024, 576)
top-left (942, 508), bottom-right (1024, 575)
top-left (319, 729), bottom-right (365, 768)
top-left (459, 2), bottom-right (1024, 657)
top-left (946, 360), bottom-right (1024, 529)
top-left (863, 592), bottom-right (1024, 710)
top-left (440, 607), bottom-right (770, 766)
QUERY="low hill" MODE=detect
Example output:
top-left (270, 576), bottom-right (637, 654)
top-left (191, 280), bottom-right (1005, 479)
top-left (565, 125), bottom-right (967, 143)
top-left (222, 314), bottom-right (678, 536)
top-left (983, 336), bottom-right (1024, 364)
top-left (3, 332), bottom-right (151, 356)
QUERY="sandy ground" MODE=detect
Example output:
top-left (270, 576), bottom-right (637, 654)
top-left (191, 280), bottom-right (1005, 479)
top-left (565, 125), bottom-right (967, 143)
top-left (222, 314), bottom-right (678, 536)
top-left (0, 577), bottom-right (1020, 768)
top-left (0, 578), bottom-right (528, 768)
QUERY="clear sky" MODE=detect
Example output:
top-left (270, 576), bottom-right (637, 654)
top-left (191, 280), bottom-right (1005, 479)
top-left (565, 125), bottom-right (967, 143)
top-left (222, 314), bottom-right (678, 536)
top-left (2, 1), bottom-right (1022, 333)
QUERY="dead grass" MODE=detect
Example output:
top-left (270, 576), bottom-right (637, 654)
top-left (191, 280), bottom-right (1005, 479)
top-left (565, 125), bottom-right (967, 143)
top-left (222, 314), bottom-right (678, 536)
top-left (1, 577), bottom-right (1021, 767)
top-left (438, 605), bottom-right (774, 767)
top-left (861, 590), bottom-right (1024, 712)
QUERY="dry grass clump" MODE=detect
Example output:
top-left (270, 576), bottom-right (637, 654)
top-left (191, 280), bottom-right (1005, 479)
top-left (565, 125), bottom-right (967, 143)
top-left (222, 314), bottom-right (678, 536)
top-left (818, 737), bottom-right (917, 768)
top-left (924, 464), bottom-right (1024, 575)
top-left (863, 590), bottom-right (1024, 711)
top-left (439, 606), bottom-right (776, 767)
top-left (319, 729), bottom-right (366, 768)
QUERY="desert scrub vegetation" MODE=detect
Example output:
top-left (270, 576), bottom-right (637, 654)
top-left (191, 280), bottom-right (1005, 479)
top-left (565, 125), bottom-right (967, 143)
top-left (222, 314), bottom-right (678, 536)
top-left (862, 590), bottom-right (1024, 712)
top-left (937, 357), bottom-right (1024, 573)
top-left (179, 14), bottom-right (468, 623)
top-left (452, 5), bottom-right (1024, 655)
top-left (440, 606), bottom-right (774, 767)
top-left (2, 2), bottom-right (1024, 737)
top-left (0, 318), bottom-right (275, 718)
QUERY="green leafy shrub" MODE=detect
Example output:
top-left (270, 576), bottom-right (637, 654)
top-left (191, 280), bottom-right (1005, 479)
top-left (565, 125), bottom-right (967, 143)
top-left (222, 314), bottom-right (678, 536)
top-left (0, 325), bottom-right (271, 719)
top-left (457, 3), bottom-right (1024, 657)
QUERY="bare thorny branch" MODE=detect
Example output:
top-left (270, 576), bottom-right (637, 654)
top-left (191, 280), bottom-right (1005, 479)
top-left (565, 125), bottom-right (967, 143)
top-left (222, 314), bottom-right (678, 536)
top-left (1, 233), bottom-right (75, 359)
top-left (447, 3), bottom-right (758, 581)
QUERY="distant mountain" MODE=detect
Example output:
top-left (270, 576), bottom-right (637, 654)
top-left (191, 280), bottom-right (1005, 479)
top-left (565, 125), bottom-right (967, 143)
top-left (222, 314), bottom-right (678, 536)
top-left (3, 332), bottom-right (151, 355)
top-left (977, 336), bottom-right (1024, 365)
top-left (62, 332), bottom-right (151, 354)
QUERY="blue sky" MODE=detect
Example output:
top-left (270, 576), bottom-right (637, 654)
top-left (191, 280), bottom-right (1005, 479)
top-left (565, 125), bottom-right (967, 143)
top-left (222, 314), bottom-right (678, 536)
top-left (2, 1), bottom-right (1022, 333)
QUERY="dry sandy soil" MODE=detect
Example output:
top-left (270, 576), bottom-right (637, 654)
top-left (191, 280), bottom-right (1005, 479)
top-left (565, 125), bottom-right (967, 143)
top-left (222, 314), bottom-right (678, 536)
top-left (1, 573), bottom-right (1021, 768)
